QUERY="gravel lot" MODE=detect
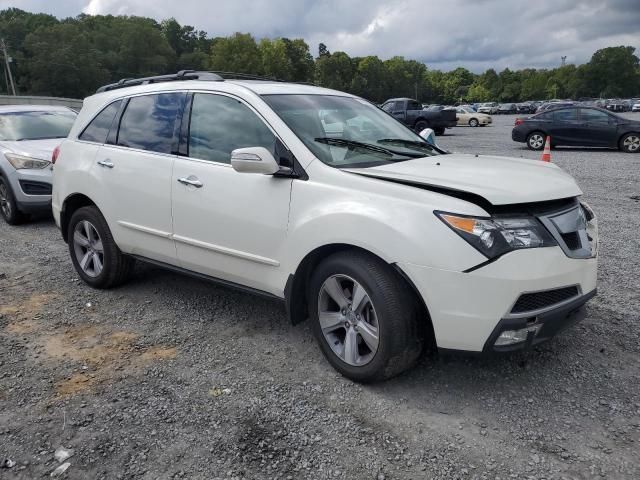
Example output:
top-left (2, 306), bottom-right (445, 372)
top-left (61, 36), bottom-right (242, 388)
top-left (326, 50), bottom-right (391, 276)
top-left (1, 113), bottom-right (639, 480)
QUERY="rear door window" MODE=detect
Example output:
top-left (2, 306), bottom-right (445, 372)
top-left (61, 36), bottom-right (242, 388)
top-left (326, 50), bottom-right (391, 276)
top-left (407, 101), bottom-right (421, 110)
top-left (78, 100), bottom-right (121, 143)
top-left (553, 109), bottom-right (578, 122)
top-left (117, 93), bottom-right (183, 154)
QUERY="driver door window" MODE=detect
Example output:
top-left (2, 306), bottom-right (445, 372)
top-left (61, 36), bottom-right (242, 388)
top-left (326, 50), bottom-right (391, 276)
top-left (188, 93), bottom-right (276, 163)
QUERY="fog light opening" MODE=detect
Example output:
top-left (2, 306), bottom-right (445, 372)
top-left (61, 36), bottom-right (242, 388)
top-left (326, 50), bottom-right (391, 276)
top-left (494, 324), bottom-right (542, 347)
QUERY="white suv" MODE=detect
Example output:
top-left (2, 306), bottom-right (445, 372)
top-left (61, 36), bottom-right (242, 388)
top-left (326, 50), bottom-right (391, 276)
top-left (52, 71), bottom-right (598, 382)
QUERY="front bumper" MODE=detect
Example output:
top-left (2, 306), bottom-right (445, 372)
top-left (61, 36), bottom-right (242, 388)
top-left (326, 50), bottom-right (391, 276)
top-left (5, 166), bottom-right (52, 212)
top-left (482, 289), bottom-right (596, 353)
top-left (398, 246), bottom-right (597, 352)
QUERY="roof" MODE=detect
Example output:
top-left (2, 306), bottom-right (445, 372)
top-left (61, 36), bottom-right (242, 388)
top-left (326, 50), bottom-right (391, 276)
top-left (0, 104), bottom-right (74, 113)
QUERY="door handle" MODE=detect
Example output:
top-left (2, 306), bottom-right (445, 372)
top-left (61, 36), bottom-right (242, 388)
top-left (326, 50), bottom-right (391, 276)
top-left (177, 176), bottom-right (203, 188)
top-left (97, 159), bottom-right (114, 168)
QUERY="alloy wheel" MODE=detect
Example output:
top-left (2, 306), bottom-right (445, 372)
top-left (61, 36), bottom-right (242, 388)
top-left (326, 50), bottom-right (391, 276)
top-left (0, 181), bottom-right (11, 219)
top-left (73, 220), bottom-right (104, 278)
top-left (623, 135), bottom-right (640, 152)
top-left (317, 274), bottom-right (379, 366)
top-left (529, 134), bottom-right (544, 149)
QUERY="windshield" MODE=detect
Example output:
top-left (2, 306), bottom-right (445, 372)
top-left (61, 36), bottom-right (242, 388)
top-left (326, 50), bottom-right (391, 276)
top-left (262, 94), bottom-right (441, 168)
top-left (0, 110), bottom-right (76, 141)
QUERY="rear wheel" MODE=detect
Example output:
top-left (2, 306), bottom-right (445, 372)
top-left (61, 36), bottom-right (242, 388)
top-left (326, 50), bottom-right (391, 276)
top-left (620, 133), bottom-right (640, 153)
top-left (469, 118), bottom-right (479, 127)
top-left (68, 206), bottom-right (134, 288)
top-left (0, 176), bottom-right (27, 225)
top-left (527, 132), bottom-right (546, 150)
top-left (308, 250), bottom-right (423, 383)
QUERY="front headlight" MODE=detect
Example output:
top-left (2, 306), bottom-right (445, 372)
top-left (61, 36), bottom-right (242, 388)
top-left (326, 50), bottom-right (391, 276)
top-left (4, 152), bottom-right (51, 170)
top-left (436, 212), bottom-right (557, 259)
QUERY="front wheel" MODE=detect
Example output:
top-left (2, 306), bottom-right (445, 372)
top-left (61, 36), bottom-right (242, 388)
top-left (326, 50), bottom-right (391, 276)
top-left (434, 127), bottom-right (445, 135)
top-left (620, 133), bottom-right (640, 153)
top-left (527, 132), bottom-right (546, 150)
top-left (308, 251), bottom-right (423, 383)
top-left (469, 118), bottom-right (479, 127)
top-left (68, 206), bottom-right (134, 288)
top-left (0, 176), bottom-right (27, 225)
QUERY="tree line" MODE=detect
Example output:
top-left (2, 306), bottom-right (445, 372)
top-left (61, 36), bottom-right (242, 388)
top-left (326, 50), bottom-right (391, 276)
top-left (1, 8), bottom-right (639, 103)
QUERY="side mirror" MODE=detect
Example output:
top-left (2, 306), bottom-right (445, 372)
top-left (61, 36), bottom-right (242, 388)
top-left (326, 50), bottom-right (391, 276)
top-left (419, 128), bottom-right (437, 146)
top-left (231, 147), bottom-right (280, 175)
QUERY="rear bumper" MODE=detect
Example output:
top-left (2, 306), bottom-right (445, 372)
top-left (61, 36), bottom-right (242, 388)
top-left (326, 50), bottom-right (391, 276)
top-left (511, 128), bottom-right (528, 142)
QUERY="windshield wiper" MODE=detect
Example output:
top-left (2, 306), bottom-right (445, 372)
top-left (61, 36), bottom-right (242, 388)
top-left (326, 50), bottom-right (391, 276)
top-left (15, 135), bottom-right (67, 141)
top-left (377, 138), bottom-right (437, 152)
top-left (314, 137), bottom-right (423, 158)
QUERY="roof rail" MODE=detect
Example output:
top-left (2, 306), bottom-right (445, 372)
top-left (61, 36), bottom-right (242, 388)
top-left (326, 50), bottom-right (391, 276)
top-left (208, 71), bottom-right (278, 82)
top-left (96, 70), bottom-right (223, 93)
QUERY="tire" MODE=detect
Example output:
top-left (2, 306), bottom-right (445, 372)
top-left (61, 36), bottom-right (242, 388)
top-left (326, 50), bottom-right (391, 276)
top-left (619, 133), bottom-right (640, 153)
top-left (308, 250), bottom-right (423, 383)
top-left (414, 120), bottom-right (429, 133)
top-left (0, 176), bottom-right (27, 225)
top-left (434, 127), bottom-right (445, 135)
top-left (67, 206), bottom-right (134, 289)
top-left (526, 132), bottom-right (546, 151)
top-left (468, 118), bottom-right (479, 127)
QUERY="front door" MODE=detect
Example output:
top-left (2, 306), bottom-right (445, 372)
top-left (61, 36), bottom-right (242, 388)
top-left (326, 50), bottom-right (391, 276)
top-left (578, 109), bottom-right (618, 147)
top-left (171, 92), bottom-right (292, 294)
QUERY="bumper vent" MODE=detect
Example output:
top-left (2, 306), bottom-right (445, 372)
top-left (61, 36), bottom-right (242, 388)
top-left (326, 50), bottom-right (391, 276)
top-left (511, 286), bottom-right (580, 314)
top-left (19, 180), bottom-right (52, 196)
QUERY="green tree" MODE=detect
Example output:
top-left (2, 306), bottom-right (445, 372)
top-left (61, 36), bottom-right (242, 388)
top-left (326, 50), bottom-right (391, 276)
top-left (210, 33), bottom-right (262, 74)
top-left (584, 46), bottom-right (640, 97)
top-left (23, 23), bottom-right (109, 97)
top-left (350, 55), bottom-right (387, 102)
top-left (315, 51), bottom-right (354, 91)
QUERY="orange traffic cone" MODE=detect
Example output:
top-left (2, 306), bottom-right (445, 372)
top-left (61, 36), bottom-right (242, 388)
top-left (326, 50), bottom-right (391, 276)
top-left (541, 136), bottom-right (551, 162)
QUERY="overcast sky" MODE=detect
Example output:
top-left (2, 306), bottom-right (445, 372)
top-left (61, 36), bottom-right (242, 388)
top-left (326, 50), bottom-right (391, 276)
top-left (4, 0), bottom-right (640, 72)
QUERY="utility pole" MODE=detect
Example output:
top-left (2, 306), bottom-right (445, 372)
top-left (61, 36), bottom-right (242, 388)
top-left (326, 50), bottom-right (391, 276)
top-left (561, 56), bottom-right (567, 67)
top-left (1, 38), bottom-right (16, 96)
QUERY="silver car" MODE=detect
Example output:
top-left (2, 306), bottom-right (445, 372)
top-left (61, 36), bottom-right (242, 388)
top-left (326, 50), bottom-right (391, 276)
top-left (0, 105), bottom-right (76, 224)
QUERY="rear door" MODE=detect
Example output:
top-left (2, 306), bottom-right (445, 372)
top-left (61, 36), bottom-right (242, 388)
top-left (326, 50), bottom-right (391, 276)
top-left (550, 108), bottom-right (582, 145)
top-left (578, 108), bottom-right (618, 147)
top-left (92, 92), bottom-right (184, 264)
top-left (171, 92), bottom-right (292, 294)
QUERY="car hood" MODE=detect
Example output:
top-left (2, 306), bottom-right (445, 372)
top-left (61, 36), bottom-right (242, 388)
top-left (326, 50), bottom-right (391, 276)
top-left (0, 138), bottom-right (63, 161)
top-left (344, 153), bottom-right (582, 206)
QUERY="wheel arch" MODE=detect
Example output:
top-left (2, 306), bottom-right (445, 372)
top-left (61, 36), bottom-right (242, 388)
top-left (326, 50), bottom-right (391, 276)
top-left (284, 243), bottom-right (435, 346)
top-left (60, 193), bottom-right (98, 243)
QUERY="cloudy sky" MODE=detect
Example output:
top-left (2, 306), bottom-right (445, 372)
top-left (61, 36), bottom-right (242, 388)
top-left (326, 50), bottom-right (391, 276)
top-left (4, 0), bottom-right (640, 72)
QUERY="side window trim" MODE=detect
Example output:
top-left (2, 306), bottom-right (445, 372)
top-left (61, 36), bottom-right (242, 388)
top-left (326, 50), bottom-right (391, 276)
top-left (106, 98), bottom-right (128, 145)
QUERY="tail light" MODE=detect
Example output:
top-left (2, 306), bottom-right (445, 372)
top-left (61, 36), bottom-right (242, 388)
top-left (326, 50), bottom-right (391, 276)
top-left (52, 145), bottom-right (61, 165)
top-left (514, 118), bottom-right (524, 126)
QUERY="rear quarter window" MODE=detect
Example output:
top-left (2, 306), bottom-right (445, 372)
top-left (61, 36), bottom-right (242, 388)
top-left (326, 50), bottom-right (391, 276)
top-left (78, 100), bottom-right (122, 143)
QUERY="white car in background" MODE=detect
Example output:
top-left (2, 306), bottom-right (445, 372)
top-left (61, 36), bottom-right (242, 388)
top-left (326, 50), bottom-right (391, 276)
top-left (477, 102), bottom-right (499, 114)
top-left (632, 102), bottom-right (640, 112)
top-left (52, 72), bottom-right (598, 382)
top-left (455, 106), bottom-right (492, 127)
top-left (0, 105), bottom-right (76, 224)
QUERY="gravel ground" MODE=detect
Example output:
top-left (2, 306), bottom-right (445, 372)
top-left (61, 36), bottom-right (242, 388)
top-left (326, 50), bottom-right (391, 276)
top-left (1, 113), bottom-right (639, 480)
